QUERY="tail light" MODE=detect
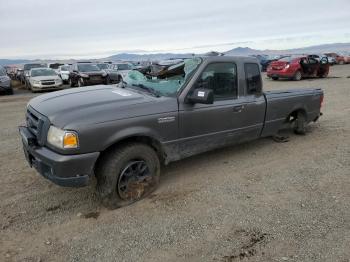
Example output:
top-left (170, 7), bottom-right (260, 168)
top-left (320, 94), bottom-right (324, 108)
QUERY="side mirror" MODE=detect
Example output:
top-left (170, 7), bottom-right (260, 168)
top-left (187, 88), bottom-right (214, 104)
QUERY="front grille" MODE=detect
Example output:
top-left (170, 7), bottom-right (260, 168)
top-left (26, 107), bottom-right (49, 146)
top-left (41, 80), bottom-right (55, 86)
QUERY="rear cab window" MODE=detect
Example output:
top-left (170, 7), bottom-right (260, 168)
top-left (244, 63), bottom-right (262, 95)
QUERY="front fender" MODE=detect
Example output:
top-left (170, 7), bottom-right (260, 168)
top-left (102, 126), bottom-right (163, 151)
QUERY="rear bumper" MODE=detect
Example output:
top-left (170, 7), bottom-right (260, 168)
top-left (19, 126), bottom-right (100, 187)
top-left (267, 71), bottom-right (295, 78)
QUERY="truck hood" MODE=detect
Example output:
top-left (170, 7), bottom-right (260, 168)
top-left (29, 85), bottom-right (178, 128)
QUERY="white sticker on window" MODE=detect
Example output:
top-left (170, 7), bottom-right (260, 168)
top-left (198, 91), bottom-right (205, 97)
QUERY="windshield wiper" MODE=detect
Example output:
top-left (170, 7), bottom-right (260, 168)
top-left (132, 84), bottom-right (161, 97)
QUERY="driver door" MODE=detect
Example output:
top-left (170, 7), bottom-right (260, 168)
top-left (178, 62), bottom-right (244, 158)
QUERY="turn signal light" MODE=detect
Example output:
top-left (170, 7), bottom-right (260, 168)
top-left (63, 132), bottom-right (78, 148)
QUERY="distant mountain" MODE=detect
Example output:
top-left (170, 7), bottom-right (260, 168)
top-left (0, 59), bottom-right (32, 66)
top-left (224, 43), bottom-right (350, 56)
top-left (106, 52), bottom-right (194, 61)
top-left (1, 42), bottom-right (350, 65)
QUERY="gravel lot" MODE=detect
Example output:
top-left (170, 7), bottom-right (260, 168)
top-left (1, 65), bottom-right (349, 262)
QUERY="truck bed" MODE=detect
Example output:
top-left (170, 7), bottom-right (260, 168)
top-left (262, 88), bottom-right (323, 137)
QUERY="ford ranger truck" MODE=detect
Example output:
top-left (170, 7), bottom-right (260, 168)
top-left (19, 56), bottom-right (323, 209)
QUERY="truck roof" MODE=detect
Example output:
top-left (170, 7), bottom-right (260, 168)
top-left (199, 55), bottom-right (259, 64)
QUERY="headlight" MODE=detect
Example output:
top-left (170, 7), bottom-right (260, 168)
top-left (80, 73), bottom-right (89, 78)
top-left (33, 80), bottom-right (41, 85)
top-left (102, 72), bottom-right (107, 77)
top-left (55, 79), bottom-right (62, 84)
top-left (47, 126), bottom-right (79, 149)
top-left (284, 64), bottom-right (290, 69)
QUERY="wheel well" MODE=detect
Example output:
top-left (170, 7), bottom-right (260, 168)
top-left (95, 136), bottom-right (165, 171)
top-left (287, 109), bottom-right (307, 122)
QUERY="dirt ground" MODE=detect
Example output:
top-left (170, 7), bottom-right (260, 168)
top-left (0, 65), bottom-right (349, 262)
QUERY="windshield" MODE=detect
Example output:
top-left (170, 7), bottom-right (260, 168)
top-left (124, 58), bottom-right (202, 97)
top-left (60, 66), bottom-right (69, 71)
top-left (117, 63), bottom-right (133, 70)
top-left (0, 67), bottom-right (6, 76)
top-left (31, 68), bottom-right (57, 77)
top-left (96, 64), bottom-right (109, 70)
top-left (49, 64), bottom-right (62, 69)
top-left (278, 56), bottom-right (300, 62)
top-left (24, 64), bottom-right (46, 70)
top-left (77, 64), bottom-right (101, 72)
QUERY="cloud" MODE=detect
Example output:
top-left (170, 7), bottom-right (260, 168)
top-left (0, 0), bottom-right (349, 59)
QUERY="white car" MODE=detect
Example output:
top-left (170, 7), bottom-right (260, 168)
top-left (28, 68), bottom-right (63, 92)
top-left (58, 65), bottom-right (70, 83)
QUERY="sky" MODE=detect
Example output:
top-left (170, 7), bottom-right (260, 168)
top-left (0, 0), bottom-right (349, 59)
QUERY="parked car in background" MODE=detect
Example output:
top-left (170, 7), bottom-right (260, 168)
top-left (267, 55), bottom-right (329, 81)
top-left (4, 66), bottom-right (18, 80)
top-left (0, 65), bottom-right (13, 95)
top-left (27, 68), bottom-right (63, 92)
top-left (16, 69), bottom-right (24, 82)
top-left (58, 65), bottom-right (70, 84)
top-left (343, 54), bottom-right (350, 64)
top-left (252, 55), bottom-right (273, 72)
top-left (69, 63), bottom-right (107, 87)
top-left (324, 53), bottom-right (345, 65)
top-left (109, 62), bottom-right (134, 83)
top-left (48, 63), bottom-right (64, 73)
top-left (323, 54), bottom-right (336, 65)
top-left (96, 63), bottom-right (119, 84)
top-left (24, 63), bottom-right (47, 87)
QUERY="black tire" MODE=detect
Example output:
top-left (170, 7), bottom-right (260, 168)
top-left (293, 71), bottom-right (302, 81)
top-left (293, 112), bottom-right (307, 135)
top-left (77, 78), bottom-right (84, 87)
top-left (5, 88), bottom-right (14, 95)
top-left (117, 75), bottom-right (122, 83)
top-left (96, 143), bottom-right (160, 209)
top-left (319, 72), bottom-right (328, 78)
top-left (69, 78), bottom-right (75, 87)
top-left (105, 76), bottom-right (111, 85)
top-left (272, 76), bottom-right (279, 80)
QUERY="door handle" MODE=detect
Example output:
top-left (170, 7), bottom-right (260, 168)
top-left (233, 105), bottom-right (244, 113)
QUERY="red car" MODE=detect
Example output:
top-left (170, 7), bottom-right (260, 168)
top-left (267, 55), bottom-right (329, 81)
top-left (324, 53), bottom-right (345, 64)
top-left (343, 55), bottom-right (350, 64)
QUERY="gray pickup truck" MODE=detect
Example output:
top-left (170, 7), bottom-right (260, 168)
top-left (19, 56), bottom-right (323, 208)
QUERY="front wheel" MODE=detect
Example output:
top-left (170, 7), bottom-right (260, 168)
top-left (272, 76), bottom-right (279, 80)
top-left (293, 70), bottom-right (302, 81)
top-left (96, 143), bottom-right (160, 209)
top-left (77, 78), bottom-right (84, 87)
top-left (69, 78), bottom-right (75, 87)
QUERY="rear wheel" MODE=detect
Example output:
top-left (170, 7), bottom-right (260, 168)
top-left (293, 70), bottom-right (302, 81)
top-left (293, 112), bottom-right (307, 135)
top-left (319, 72), bottom-right (328, 78)
top-left (96, 143), bottom-right (160, 209)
